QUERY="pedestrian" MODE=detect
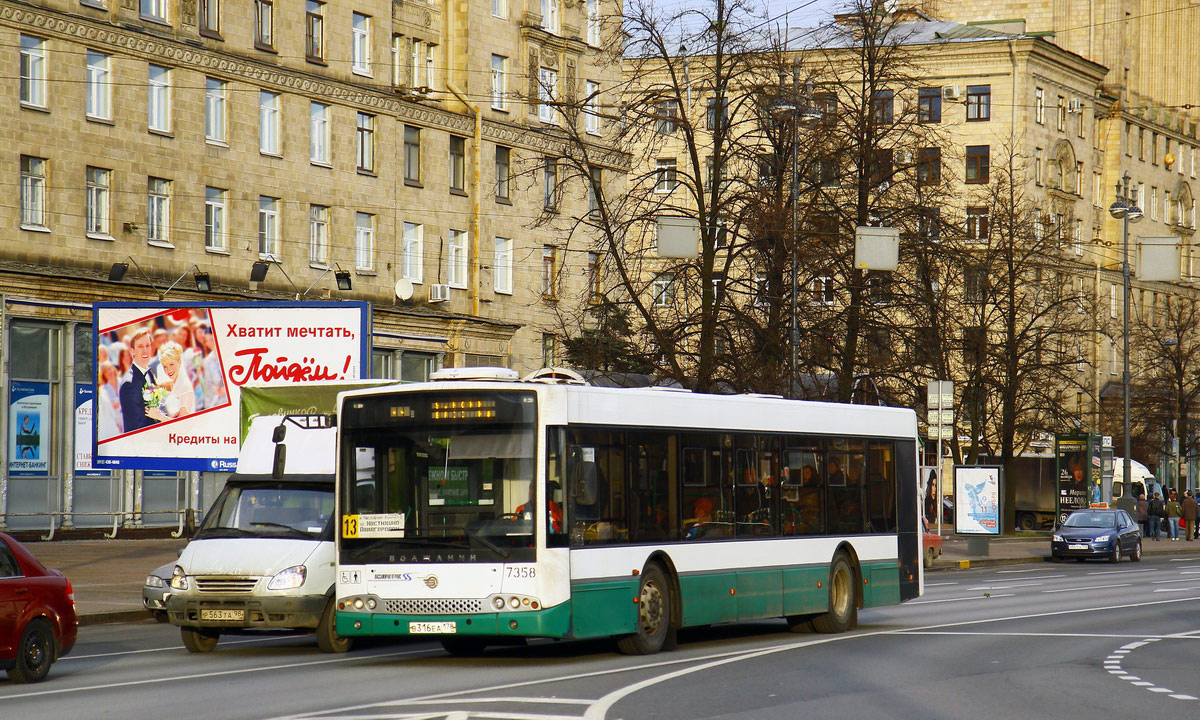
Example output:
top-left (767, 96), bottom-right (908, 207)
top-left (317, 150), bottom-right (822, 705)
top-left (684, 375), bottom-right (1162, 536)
top-left (1136, 492), bottom-right (1149, 537)
top-left (1165, 492), bottom-right (1182, 541)
top-left (1183, 491), bottom-right (1198, 542)
top-left (1148, 492), bottom-right (1166, 541)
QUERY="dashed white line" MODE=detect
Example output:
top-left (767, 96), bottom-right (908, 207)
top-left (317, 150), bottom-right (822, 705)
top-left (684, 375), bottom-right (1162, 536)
top-left (907, 594), bottom-right (1016, 605)
top-left (1042, 583), bottom-right (1131, 593)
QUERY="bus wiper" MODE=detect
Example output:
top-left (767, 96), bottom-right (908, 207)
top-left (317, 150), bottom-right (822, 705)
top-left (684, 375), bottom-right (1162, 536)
top-left (466, 529), bottom-right (510, 558)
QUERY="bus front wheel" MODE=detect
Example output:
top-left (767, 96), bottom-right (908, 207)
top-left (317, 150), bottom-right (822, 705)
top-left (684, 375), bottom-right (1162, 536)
top-left (812, 553), bottom-right (856, 634)
top-left (617, 563), bottom-right (671, 655)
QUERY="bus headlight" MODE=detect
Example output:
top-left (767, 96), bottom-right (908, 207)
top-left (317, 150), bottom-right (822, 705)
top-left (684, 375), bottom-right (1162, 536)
top-left (492, 596), bottom-right (506, 610)
top-left (509, 597), bottom-right (521, 609)
top-left (267, 565), bottom-right (307, 590)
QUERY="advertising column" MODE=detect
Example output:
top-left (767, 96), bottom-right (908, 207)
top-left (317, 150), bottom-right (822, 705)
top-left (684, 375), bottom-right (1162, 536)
top-left (1055, 434), bottom-right (1097, 525)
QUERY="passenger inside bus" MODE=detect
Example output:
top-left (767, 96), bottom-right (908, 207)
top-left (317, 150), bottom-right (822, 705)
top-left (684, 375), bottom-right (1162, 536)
top-left (684, 497), bottom-right (714, 539)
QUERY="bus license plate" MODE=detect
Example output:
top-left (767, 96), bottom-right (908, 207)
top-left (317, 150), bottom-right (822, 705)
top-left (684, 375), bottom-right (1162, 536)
top-left (409, 621), bottom-right (456, 634)
top-left (200, 609), bottom-right (245, 621)
top-left (1068, 544), bottom-right (1088, 550)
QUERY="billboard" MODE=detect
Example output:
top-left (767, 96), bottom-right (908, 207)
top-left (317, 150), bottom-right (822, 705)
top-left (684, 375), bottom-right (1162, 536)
top-left (93, 301), bottom-right (369, 471)
top-left (1055, 434), bottom-right (1099, 524)
top-left (953, 465), bottom-right (1001, 535)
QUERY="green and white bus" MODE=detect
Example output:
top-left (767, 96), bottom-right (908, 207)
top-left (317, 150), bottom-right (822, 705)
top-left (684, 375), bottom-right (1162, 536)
top-left (333, 369), bottom-right (922, 655)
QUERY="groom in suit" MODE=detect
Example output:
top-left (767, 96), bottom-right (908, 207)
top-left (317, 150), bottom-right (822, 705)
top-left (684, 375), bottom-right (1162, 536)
top-left (119, 328), bottom-right (160, 433)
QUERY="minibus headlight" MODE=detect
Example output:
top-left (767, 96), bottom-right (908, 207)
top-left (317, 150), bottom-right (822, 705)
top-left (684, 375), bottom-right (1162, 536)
top-left (170, 565), bottom-right (189, 591)
top-left (267, 565), bottom-right (307, 590)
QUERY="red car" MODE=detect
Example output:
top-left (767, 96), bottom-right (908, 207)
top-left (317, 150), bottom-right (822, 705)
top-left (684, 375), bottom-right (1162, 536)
top-left (0, 533), bottom-right (78, 683)
top-left (922, 517), bottom-right (944, 566)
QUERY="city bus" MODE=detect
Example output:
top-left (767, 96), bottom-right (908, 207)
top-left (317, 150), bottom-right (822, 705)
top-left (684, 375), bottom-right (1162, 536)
top-left (333, 368), bottom-right (921, 655)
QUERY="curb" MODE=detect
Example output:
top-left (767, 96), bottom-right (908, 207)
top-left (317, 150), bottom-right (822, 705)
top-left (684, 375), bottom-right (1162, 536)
top-left (78, 609), bottom-right (154, 627)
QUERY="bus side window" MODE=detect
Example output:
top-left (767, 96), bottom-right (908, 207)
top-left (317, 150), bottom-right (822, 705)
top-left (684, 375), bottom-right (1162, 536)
top-left (570, 445), bottom-right (598, 505)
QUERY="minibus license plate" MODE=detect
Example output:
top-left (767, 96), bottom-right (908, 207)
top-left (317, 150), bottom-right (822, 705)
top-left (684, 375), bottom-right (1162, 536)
top-left (201, 609), bottom-right (245, 621)
top-left (409, 622), bottom-right (456, 634)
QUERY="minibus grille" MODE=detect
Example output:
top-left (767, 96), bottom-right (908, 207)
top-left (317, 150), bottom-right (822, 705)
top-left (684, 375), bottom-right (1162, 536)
top-left (195, 576), bottom-right (259, 594)
top-left (384, 598), bottom-right (485, 614)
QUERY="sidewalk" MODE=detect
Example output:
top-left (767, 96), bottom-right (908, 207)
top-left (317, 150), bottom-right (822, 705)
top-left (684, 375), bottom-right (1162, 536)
top-left (26, 538), bottom-right (185, 626)
top-left (928, 532), bottom-right (1200, 570)
top-left (18, 533), bottom-right (1200, 626)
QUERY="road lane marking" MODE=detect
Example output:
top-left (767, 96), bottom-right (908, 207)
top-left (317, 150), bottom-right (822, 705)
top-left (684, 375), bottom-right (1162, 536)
top-left (1151, 578), bottom-right (1200, 584)
top-left (1041, 583), bottom-right (1131, 593)
top-left (924, 582), bottom-right (958, 587)
top-left (1086, 569), bottom-right (1157, 576)
top-left (965, 583), bottom-right (1045, 590)
top-left (907, 594), bottom-right (1015, 605)
top-left (61, 634), bottom-right (308, 660)
top-left (992, 574), bottom-right (1065, 580)
top-left (901, 631), bottom-right (1177, 639)
top-left (0, 647), bottom-right (438, 700)
top-left (1153, 587), bottom-right (1200, 592)
top-left (1171, 695), bottom-right (1198, 700)
top-left (264, 593), bottom-right (1200, 720)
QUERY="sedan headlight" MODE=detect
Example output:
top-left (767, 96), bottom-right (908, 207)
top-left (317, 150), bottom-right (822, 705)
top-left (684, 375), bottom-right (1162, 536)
top-left (145, 574), bottom-right (166, 588)
top-left (170, 565), bottom-right (189, 591)
top-left (1052, 534), bottom-right (1063, 542)
top-left (268, 565), bottom-right (307, 590)
top-left (1094, 534), bottom-right (1110, 543)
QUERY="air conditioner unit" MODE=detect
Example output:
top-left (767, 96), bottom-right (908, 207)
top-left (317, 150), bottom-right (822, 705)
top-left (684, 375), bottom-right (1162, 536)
top-left (429, 283), bottom-right (451, 302)
top-left (942, 85), bottom-right (960, 100)
top-left (1067, 99), bottom-right (1083, 114)
top-left (895, 150), bottom-right (913, 164)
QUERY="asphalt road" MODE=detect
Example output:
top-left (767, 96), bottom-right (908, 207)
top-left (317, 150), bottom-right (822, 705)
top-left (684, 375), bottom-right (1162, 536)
top-left (4, 556), bottom-right (1200, 719)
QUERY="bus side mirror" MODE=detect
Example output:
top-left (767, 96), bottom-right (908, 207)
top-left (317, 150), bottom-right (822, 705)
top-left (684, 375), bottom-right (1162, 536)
top-left (272, 443), bottom-right (287, 479)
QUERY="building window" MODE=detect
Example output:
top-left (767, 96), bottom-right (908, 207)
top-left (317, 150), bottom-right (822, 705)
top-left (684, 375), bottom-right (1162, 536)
top-left (541, 333), bottom-right (557, 367)
top-left (655, 158), bottom-right (677, 193)
top-left (495, 145), bottom-right (511, 201)
top-left (310, 102), bottom-right (330, 165)
top-left (585, 80), bottom-right (601, 134)
top-left (917, 87), bottom-right (940, 123)
top-left (309, 204), bottom-right (329, 266)
top-left (148, 178), bottom-right (170, 245)
top-left (448, 229), bottom-right (467, 288)
top-left (19, 35), bottom-right (47, 108)
top-left (141, 0), bottom-right (168, 21)
top-left (966, 84), bottom-right (990, 122)
top-left (539, 67), bottom-right (558, 123)
top-left (587, 252), bottom-right (603, 302)
top-left (652, 273), bottom-right (674, 307)
top-left (964, 266), bottom-right (987, 304)
top-left (199, 0), bottom-right (220, 38)
top-left (85, 166), bottom-right (111, 236)
top-left (492, 0), bottom-right (506, 19)
top-left (1057, 96), bottom-right (1066, 131)
top-left (657, 99), bottom-right (679, 134)
top-left (204, 187), bottom-right (227, 250)
top-left (587, 0), bottom-right (601, 45)
top-left (255, 0), bottom-right (274, 49)
top-left (306, 1), bottom-right (325, 62)
top-left (916, 207), bottom-right (940, 241)
top-left (352, 12), bottom-right (371, 75)
top-left (706, 97), bottom-right (728, 130)
top-left (543, 156), bottom-right (558, 210)
top-left (449, 135), bottom-right (466, 192)
top-left (588, 165), bottom-right (602, 214)
top-left (258, 196), bottom-right (279, 257)
top-left (541, 0), bottom-right (559, 34)
top-left (402, 222), bottom-right (423, 282)
top-left (493, 236), bottom-right (513, 293)
top-left (810, 275), bottom-right (834, 305)
top-left (147, 65), bottom-right (171, 132)
top-left (965, 145), bottom-right (989, 184)
top-left (404, 125), bottom-right (421, 183)
top-left (872, 89), bottom-right (894, 125)
top-left (355, 212), bottom-right (374, 271)
top-left (542, 246), bottom-right (558, 297)
top-left (356, 112), bottom-right (375, 173)
top-left (19, 156), bottom-right (47, 228)
top-left (916, 147), bottom-right (941, 185)
top-left (205, 78), bottom-right (227, 143)
top-left (491, 55), bottom-right (506, 110)
top-left (1035, 87), bottom-right (1044, 124)
top-left (966, 206), bottom-right (990, 242)
top-left (259, 91), bottom-right (280, 155)
top-left (86, 50), bottom-right (111, 120)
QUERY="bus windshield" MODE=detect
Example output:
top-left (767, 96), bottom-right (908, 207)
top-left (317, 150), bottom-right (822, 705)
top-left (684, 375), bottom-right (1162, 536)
top-left (339, 390), bottom-right (538, 563)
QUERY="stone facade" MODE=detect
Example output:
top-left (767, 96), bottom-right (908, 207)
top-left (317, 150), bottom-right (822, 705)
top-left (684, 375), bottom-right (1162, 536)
top-left (0, 0), bottom-right (618, 527)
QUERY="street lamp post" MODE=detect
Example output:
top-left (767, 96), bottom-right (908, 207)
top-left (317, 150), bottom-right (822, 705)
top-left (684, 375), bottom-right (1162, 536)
top-left (1109, 173), bottom-right (1143, 500)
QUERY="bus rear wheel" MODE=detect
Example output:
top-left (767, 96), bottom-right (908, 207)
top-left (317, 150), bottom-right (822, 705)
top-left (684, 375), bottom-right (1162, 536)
top-left (617, 563), bottom-right (671, 655)
top-left (812, 553), bottom-right (856, 634)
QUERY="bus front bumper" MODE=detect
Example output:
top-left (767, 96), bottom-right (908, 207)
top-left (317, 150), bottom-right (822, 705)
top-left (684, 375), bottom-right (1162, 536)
top-left (336, 602), bottom-right (572, 639)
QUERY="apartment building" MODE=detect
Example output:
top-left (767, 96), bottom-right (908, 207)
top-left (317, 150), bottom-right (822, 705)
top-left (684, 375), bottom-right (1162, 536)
top-left (1, 0), bottom-right (617, 528)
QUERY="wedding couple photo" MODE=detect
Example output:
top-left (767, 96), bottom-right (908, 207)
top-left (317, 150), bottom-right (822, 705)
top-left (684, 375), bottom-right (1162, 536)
top-left (95, 308), bottom-right (230, 442)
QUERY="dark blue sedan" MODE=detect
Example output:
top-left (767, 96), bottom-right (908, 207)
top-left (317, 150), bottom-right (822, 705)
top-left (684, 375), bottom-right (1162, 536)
top-left (1051, 509), bottom-right (1142, 563)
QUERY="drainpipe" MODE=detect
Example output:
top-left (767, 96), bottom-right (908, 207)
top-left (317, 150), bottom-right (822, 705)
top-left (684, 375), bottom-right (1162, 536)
top-left (446, 82), bottom-right (482, 316)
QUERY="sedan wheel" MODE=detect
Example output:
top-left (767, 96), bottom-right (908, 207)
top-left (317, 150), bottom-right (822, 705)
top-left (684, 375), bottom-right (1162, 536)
top-left (1110, 543), bottom-right (1122, 563)
top-left (7, 619), bottom-right (55, 683)
top-left (1131, 540), bottom-right (1142, 562)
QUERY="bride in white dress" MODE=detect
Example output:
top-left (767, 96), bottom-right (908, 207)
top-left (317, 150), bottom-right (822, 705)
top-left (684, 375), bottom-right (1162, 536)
top-left (145, 341), bottom-right (196, 422)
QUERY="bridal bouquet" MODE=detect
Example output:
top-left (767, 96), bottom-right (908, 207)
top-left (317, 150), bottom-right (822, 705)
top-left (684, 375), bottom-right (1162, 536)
top-left (142, 383), bottom-right (170, 410)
